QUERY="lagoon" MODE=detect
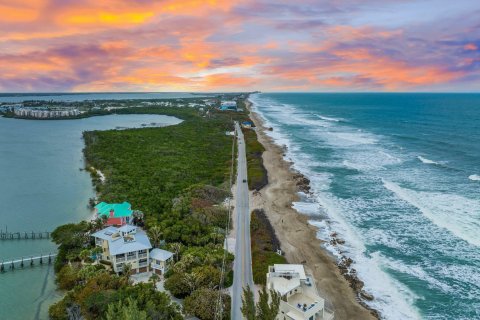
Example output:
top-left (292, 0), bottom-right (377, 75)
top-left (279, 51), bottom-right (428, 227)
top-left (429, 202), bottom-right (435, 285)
top-left (0, 114), bottom-right (181, 320)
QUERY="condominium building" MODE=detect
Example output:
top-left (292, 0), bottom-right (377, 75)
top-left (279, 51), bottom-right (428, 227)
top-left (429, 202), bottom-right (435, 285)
top-left (267, 264), bottom-right (335, 320)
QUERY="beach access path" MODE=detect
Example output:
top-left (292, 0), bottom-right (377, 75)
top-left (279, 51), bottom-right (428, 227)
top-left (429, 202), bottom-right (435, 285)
top-left (231, 121), bottom-right (254, 320)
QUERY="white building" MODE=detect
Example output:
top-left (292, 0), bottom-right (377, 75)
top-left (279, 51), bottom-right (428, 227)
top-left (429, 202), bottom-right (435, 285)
top-left (267, 264), bottom-right (335, 320)
top-left (92, 225), bottom-right (152, 274)
top-left (150, 248), bottom-right (173, 275)
top-left (13, 108), bottom-right (80, 118)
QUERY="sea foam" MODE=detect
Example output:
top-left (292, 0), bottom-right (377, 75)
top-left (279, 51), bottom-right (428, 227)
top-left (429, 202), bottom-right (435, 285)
top-left (469, 174), bottom-right (480, 181)
top-left (417, 155), bottom-right (439, 165)
top-left (383, 179), bottom-right (480, 247)
top-left (250, 94), bottom-right (421, 320)
top-left (314, 114), bottom-right (342, 122)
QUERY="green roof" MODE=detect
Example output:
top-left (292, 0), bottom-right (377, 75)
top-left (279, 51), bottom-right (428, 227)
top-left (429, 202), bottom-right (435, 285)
top-left (95, 201), bottom-right (133, 218)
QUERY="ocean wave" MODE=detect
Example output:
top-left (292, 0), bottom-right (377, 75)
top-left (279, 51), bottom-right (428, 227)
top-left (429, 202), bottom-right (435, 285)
top-left (326, 131), bottom-right (378, 145)
top-left (383, 180), bottom-right (480, 247)
top-left (314, 114), bottom-right (342, 122)
top-left (381, 256), bottom-right (455, 294)
top-left (251, 94), bottom-right (423, 319)
top-left (468, 174), bottom-right (480, 181)
top-left (417, 155), bottom-right (439, 165)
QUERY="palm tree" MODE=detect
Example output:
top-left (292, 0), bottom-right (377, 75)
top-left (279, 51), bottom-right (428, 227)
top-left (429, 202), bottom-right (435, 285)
top-left (122, 263), bottom-right (133, 280)
top-left (169, 242), bottom-right (183, 262)
top-left (149, 273), bottom-right (160, 288)
top-left (79, 249), bottom-right (91, 264)
top-left (183, 272), bottom-right (200, 293)
top-left (148, 225), bottom-right (163, 248)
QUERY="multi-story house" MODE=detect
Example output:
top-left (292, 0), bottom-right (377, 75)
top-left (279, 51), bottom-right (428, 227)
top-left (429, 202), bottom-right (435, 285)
top-left (150, 248), bottom-right (174, 275)
top-left (92, 225), bottom-right (152, 274)
top-left (267, 264), bottom-right (335, 320)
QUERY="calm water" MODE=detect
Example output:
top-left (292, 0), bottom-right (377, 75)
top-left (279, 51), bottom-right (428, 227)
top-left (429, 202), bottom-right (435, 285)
top-left (251, 93), bottom-right (480, 320)
top-left (0, 92), bottom-right (209, 103)
top-left (0, 114), bottom-right (181, 320)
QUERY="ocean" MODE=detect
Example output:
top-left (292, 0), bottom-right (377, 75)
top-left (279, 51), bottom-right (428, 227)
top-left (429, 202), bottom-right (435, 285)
top-left (250, 93), bottom-right (480, 320)
top-left (0, 114), bottom-right (181, 320)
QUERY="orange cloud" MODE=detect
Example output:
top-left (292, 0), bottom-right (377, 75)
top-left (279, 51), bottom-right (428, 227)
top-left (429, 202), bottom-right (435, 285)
top-left (0, 0), bottom-right (47, 22)
top-left (464, 43), bottom-right (478, 51)
top-left (63, 11), bottom-right (154, 25)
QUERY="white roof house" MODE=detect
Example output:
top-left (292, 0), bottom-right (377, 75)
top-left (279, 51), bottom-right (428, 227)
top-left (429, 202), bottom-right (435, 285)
top-left (92, 225), bottom-right (152, 274)
top-left (150, 248), bottom-right (174, 275)
top-left (150, 248), bottom-right (173, 261)
top-left (267, 264), bottom-right (334, 320)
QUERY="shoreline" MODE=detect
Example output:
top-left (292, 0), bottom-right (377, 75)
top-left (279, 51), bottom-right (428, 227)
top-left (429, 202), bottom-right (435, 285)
top-left (246, 99), bottom-right (380, 320)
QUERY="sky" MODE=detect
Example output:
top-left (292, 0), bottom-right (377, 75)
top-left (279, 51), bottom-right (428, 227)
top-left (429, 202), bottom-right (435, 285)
top-left (0, 0), bottom-right (479, 92)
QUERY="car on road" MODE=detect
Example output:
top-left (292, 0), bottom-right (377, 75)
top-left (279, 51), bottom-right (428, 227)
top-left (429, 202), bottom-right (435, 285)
top-left (242, 179), bottom-right (247, 183)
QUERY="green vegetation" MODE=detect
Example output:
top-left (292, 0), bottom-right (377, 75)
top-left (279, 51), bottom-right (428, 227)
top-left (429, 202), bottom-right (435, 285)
top-left (241, 285), bottom-right (281, 320)
top-left (184, 288), bottom-right (231, 320)
top-left (49, 220), bottom-right (183, 320)
top-left (243, 128), bottom-right (268, 190)
top-left (50, 101), bottom-right (250, 319)
top-left (83, 107), bottom-right (233, 222)
top-left (250, 209), bottom-right (287, 285)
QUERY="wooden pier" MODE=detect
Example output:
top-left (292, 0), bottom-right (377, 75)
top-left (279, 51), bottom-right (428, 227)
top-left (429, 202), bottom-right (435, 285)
top-left (0, 253), bottom-right (57, 273)
top-left (0, 231), bottom-right (51, 240)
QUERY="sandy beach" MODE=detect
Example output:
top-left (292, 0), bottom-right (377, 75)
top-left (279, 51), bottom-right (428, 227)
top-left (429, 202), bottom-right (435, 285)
top-left (246, 100), bottom-right (378, 320)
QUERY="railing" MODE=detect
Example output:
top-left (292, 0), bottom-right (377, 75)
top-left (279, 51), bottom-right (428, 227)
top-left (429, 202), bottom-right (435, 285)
top-left (138, 253), bottom-right (147, 259)
top-left (139, 262), bottom-right (148, 267)
top-left (0, 253), bottom-right (57, 273)
top-left (0, 231), bottom-right (51, 240)
top-left (127, 255), bottom-right (136, 261)
top-left (269, 271), bottom-right (301, 279)
top-left (151, 263), bottom-right (164, 269)
top-left (116, 257), bottom-right (126, 262)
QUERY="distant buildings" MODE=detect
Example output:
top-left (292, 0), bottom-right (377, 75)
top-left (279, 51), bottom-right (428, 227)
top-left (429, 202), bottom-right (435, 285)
top-left (220, 101), bottom-right (237, 111)
top-left (92, 225), bottom-right (152, 274)
top-left (267, 264), bottom-right (335, 320)
top-left (13, 107), bottom-right (80, 118)
top-left (95, 201), bottom-right (133, 226)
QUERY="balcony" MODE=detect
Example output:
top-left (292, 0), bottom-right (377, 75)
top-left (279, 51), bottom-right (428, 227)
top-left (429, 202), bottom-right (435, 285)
top-left (127, 255), bottom-right (137, 261)
top-left (138, 253), bottom-right (147, 259)
top-left (139, 262), bottom-right (148, 267)
top-left (116, 257), bottom-right (126, 263)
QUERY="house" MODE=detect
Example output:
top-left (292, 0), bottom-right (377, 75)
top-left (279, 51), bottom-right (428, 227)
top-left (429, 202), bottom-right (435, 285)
top-left (241, 121), bottom-right (254, 128)
top-left (92, 225), bottom-right (152, 274)
top-left (95, 201), bottom-right (133, 226)
top-left (267, 264), bottom-right (334, 320)
top-left (150, 248), bottom-right (174, 275)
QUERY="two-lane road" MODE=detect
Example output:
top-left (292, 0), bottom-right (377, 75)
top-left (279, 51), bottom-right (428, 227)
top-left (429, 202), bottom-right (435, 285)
top-left (231, 122), bottom-right (254, 320)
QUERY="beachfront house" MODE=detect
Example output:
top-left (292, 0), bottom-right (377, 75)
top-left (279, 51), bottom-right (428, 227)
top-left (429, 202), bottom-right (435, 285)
top-left (95, 201), bottom-right (133, 226)
top-left (150, 248), bottom-right (174, 275)
top-left (92, 225), bottom-right (152, 274)
top-left (241, 121), bottom-right (254, 128)
top-left (267, 264), bottom-right (335, 320)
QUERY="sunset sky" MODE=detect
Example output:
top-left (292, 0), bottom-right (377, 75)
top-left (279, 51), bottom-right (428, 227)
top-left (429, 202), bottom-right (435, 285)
top-left (1, 0), bottom-right (479, 92)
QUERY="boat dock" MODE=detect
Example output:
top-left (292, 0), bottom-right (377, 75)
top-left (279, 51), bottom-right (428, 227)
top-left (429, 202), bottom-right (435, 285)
top-left (0, 230), bottom-right (51, 240)
top-left (0, 253), bottom-right (57, 272)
